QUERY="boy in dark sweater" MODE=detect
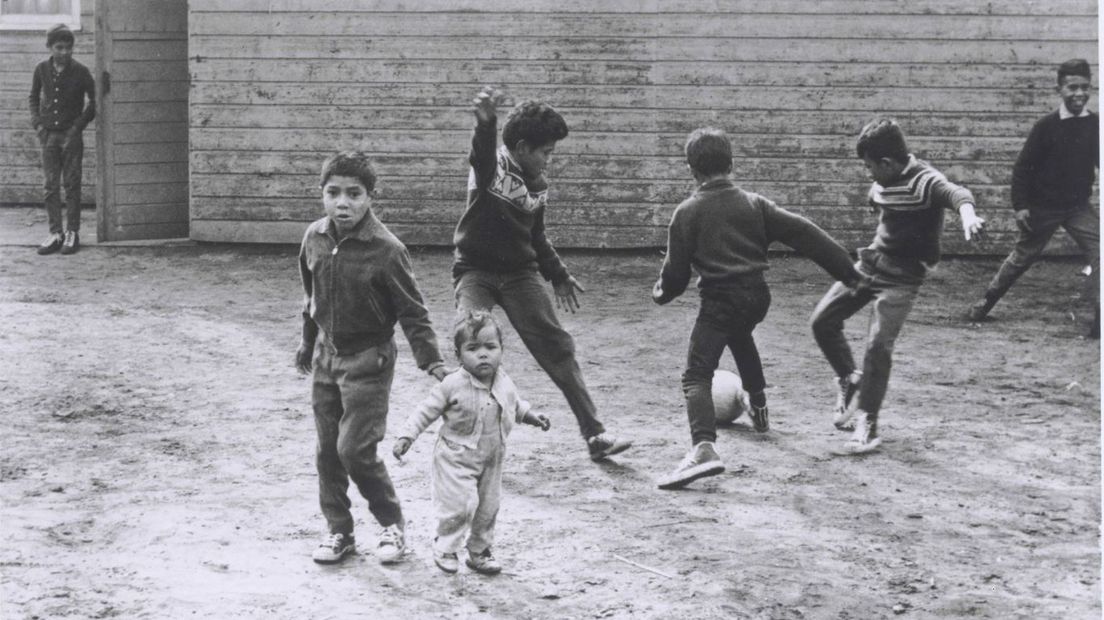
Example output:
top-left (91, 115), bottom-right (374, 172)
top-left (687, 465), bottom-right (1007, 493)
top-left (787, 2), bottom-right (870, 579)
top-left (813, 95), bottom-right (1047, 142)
top-left (452, 88), bottom-right (631, 462)
top-left (297, 151), bottom-right (447, 565)
top-left (967, 59), bottom-right (1099, 338)
top-left (653, 128), bottom-right (866, 490)
top-left (811, 119), bottom-right (986, 456)
top-left (28, 24), bottom-right (95, 255)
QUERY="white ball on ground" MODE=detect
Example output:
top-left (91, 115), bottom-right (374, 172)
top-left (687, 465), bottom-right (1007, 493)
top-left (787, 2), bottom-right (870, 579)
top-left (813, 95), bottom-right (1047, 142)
top-left (712, 369), bottom-right (750, 424)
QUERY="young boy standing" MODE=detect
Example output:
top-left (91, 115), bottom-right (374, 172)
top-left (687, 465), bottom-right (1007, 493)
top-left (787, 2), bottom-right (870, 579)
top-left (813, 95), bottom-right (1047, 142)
top-left (966, 59), bottom-right (1100, 338)
top-left (393, 311), bottom-right (550, 575)
top-left (451, 87), bottom-right (631, 462)
top-left (28, 24), bottom-right (95, 255)
top-left (811, 119), bottom-right (986, 456)
top-left (297, 152), bottom-right (447, 565)
top-left (653, 128), bottom-right (866, 490)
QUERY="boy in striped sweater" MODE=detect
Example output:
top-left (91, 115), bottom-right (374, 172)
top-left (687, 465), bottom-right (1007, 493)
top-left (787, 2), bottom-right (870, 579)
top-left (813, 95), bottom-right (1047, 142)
top-left (810, 119), bottom-right (986, 456)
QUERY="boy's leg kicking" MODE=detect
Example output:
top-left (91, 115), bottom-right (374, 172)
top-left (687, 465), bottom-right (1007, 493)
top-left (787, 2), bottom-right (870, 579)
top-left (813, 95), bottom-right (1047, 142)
top-left (495, 270), bottom-right (630, 461)
top-left (811, 280), bottom-right (875, 429)
top-left (968, 214), bottom-right (1062, 320)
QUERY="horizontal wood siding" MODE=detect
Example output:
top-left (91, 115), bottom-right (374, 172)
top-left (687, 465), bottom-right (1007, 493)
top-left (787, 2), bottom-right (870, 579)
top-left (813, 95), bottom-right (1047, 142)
top-left (0, 3), bottom-right (95, 205)
top-left (188, 1), bottom-right (1098, 253)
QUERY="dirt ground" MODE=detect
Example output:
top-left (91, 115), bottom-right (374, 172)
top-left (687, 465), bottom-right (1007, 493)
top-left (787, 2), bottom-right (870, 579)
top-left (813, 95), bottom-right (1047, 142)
top-left (0, 232), bottom-right (1099, 619)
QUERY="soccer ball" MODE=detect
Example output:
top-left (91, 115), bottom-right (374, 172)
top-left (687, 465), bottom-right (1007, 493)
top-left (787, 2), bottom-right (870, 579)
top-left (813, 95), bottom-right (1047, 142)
top-left (712, 369), bottom-right (750, 424)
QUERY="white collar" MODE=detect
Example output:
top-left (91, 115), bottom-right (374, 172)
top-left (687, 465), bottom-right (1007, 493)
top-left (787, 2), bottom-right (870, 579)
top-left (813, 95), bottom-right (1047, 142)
top-left (1059, 102), bottom-right (1090, 119)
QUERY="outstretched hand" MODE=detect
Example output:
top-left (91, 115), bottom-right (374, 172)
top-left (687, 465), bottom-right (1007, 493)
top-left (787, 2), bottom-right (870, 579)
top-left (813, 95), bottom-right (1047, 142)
top-left (554, 276), bottom-right (586, 313)
top-left (473, 86), bottom-right (506, 124)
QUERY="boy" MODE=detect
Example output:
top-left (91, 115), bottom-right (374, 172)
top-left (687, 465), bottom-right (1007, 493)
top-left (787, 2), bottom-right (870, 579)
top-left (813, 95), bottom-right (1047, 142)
top-left (29, 23), bottom-right (95, 255)
top-left (296, 151), bottom-right (448, 565)
top-left (451, 87), bottom-right (631, 462)
top-left (393, 311), bottom-right (550, 575)
top-left (811, 119), bottom-right (986, 456)
top-left (966, 59), bottom-right (1100, 338)
top-left (653, 127), bottom-right (867, 490)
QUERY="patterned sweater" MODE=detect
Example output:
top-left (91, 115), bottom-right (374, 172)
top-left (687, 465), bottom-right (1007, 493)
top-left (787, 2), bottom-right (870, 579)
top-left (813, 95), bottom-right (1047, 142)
top-left (866, 155), bottom-right (975, 266)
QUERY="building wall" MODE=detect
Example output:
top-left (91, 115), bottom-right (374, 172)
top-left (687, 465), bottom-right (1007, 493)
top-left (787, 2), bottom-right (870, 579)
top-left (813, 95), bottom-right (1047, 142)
top-left (186, 1), bottom-right (1097, 251)
top-left (0, 2), bottom-right (95, 206)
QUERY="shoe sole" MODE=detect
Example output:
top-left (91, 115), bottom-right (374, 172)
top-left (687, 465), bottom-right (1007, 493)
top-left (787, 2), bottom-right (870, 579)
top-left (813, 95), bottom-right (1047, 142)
top-left (589, 440), bottom-right (633, 462)
top-left (435, 559), bottom-right (459, 574)
top-left (465, 560), bottom-right (502, 575)
top-left (377, 548), bottom-right (406, 564)
top-left (657, 462), bottom-right (726, 490)
top-left (830, 437), bottom-right (883, 456)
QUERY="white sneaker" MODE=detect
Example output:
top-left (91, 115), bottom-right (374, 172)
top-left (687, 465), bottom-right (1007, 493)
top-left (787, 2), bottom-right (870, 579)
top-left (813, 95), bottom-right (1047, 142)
top-left (311, 532), bottom-right (355, 564)
top-left (376, 524), bottom-right (405, 564)
top-left (833, 372), bottom-right (861, 431)
top-left (831, 410), bottom-right (882, 456)
top-left (656, 442), bottom-right (725, 490)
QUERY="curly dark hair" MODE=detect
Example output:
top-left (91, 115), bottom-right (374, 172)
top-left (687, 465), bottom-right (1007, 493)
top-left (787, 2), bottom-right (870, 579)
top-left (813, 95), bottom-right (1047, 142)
top-left (501, 101), bottom-right (569, 150)
top-left (319, 151), bottom-right (377, 192)
top-left (856, 119), bottom-right (910, 164)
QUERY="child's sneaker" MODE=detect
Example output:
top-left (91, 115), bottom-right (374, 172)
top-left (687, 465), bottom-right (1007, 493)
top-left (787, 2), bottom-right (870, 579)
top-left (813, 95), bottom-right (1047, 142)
top-left (748, 403), bottom-right (769, 432)
top-left (36, 232), bottom-right (63, 255)
top-left (830, 411), bottom-right (882, 456)
top-left (465, 548), bottom-right (503, 575)
top-left (966, 296), bottom-right (996, 322)
top-left (60, 230), bottom-right (79, 255)
top-left (656, 442), bottom-right (725, 490)
top-left (587, 433), bottom-right (632, 461)
top-left (434, 550), bottom-right (459, 574)
top-left (833, 372), bottom-right (861, 431)
top-left (311, 532), bottom-right (355, 564)
top-left (376, 524), bottom-right (405, 564)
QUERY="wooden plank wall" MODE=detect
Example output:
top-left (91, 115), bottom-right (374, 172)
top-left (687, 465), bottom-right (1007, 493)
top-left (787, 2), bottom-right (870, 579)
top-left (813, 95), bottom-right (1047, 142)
top-left (0, 2), bottom-right (95, 206)
top-left (187, 0), bottom-right (1098, 252)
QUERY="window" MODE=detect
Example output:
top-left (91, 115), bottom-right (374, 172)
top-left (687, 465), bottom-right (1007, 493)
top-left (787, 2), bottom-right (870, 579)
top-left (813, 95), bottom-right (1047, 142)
top-left (0, 0), bottom-right (81, 31)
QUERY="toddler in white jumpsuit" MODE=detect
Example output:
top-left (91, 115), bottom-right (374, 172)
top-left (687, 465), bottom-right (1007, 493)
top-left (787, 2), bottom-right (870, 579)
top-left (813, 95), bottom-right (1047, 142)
top-left (393, 311), bottom-right (550, 574)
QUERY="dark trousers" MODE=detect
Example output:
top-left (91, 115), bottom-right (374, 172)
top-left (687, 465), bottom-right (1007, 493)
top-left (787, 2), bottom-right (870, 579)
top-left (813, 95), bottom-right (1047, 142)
top-left (312, 338), bottom-right (403, 536)
top-left (40, 130), bottom-right (84, 234)
top-left (683, 280), bottom-right (770, 445)
top-left (982, 207), bottom-right (1099, 307)
top-left (810, 250), bottom-right (922, 433)
top-left (454, 268), bottom-right (605, 438)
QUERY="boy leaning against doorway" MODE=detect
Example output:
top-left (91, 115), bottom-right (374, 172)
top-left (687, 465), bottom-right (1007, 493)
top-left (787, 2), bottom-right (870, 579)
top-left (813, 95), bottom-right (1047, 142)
top-left (29, 23), bottom-right (95, 255)
top-left (296, 151), bottom-right (448, 565)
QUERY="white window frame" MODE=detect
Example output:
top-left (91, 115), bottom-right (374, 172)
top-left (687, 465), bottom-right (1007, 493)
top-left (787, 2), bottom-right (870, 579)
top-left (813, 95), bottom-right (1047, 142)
top-left (0, 0), bottom-right (81, 31)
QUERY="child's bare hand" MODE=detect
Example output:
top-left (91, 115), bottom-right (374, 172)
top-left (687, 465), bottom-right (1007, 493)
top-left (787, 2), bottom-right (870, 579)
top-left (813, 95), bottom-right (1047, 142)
top-left (473, 87), bottom-right (505, 124)
top-left (554, 276), bottom-right (585, 313)
top-left (528, 413), bottom-right (551, 431)
top-left (1014, 209), bottom-right (1033, 233)
top-left (392, 437), bottom-right (412, 461)
top-left (295, 342), bottom-right (313, 374)
top-left (429, 365), bottom-right (453, 382)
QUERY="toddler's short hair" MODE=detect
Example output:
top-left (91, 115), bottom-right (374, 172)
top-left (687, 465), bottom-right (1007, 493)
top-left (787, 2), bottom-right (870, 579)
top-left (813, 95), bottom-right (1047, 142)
top-left (46, 24), bottom-right (74, 47)
top-left (856, 119), bottom-right (910, 164)
top-left (453, 310), bottom-right (503, 356)
top-left (1058, 58), bottom-right (1092, 85)
top-left (501, 101), bottom-right (568, 150)
top-left (319, 151), bottom-right (377, 192)
top-left (685, 127), bottom-right (733, 176)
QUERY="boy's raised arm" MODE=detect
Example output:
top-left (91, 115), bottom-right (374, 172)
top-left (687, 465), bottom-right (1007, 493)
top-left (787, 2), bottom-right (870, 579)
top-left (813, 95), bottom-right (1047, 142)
top-left (469, 88), bottom-right (503, 191)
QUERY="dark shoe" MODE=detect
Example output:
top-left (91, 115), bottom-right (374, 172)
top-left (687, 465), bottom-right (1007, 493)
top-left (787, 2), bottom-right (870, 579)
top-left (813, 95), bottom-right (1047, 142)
top-left (966, 296), bottom-right (996, 322)
top-left (434, 550), bottom-right (459, 574)
top-left (60, 230), bottom-right (79, 255)
top-left (748, 403), bottom-right (770, 433)
top-left (656, 442), bottom-right (725, 490)
top-left (37, 232), bottom-right (63, 255)
top-left (587, 433), bottom-right (632, 461)
top-left (465, 548), bottom-right (503, 575)
top-left (312, 532), bottom-right (355, 564)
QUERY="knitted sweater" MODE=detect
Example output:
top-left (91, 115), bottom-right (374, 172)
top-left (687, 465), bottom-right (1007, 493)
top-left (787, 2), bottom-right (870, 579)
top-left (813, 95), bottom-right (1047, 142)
top-left (655, 178), bottom-right (858, 303)
top-left (452, 117), bottom-right (569, 284)
top-left (1011, 110), bottom-right (1098, 213)
top-left (866, 156), bottom-right (975, 266)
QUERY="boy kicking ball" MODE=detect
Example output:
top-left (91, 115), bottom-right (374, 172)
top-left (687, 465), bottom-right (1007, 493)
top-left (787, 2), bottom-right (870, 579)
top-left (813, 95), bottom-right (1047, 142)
top-left (653, 127), bottom-right (865, 490)
top-left (810, 119), bottom-right (985, 456)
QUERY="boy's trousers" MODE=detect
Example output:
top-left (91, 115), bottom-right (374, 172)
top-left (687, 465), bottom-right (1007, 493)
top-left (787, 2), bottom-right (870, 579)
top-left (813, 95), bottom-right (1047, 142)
top-left (40, 130), bottom-right (84, 234)
top-left (683, 280), bottom-right (770, 445)
top-left (454, 269), bottom-right (605, 438)
top-left (811, 250), bottom-right (922, 431)
top-left (981, 206), bottom-right (1099, 305)
top-left (432, 426), bottom-right (505, 556)
top-left (312, 338), bottom-right (403, 536)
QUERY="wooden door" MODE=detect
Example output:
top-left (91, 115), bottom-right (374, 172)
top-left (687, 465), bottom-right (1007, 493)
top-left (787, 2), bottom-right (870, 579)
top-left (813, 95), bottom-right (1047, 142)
top-left (94, 0), bottom-right (188, 241)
